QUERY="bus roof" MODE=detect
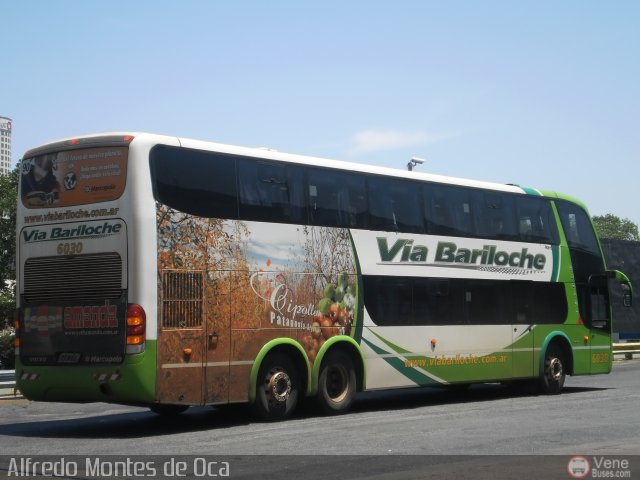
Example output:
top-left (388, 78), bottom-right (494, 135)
top-left (24, 131), bottom-right (551, 198)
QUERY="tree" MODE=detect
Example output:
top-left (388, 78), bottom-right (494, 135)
top-left (0, 166), bottom-right (18, 324)
top-left (592, 214), bottom-right (639, 241)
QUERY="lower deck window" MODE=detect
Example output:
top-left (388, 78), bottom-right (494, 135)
top-left (363, 276), bottom-right (568, 326)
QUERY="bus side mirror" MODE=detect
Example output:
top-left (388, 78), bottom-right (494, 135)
top-left (608, 270), bottom-right (633, 308)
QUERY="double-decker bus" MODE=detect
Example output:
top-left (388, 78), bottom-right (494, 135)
top-left (15, 133), bottom-right (632, 420)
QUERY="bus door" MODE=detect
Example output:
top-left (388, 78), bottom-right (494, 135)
top-left (586, 274), bottom-right (613, 374)
top-left (157, 270), bottom-right (206, 405)
top-left (510, 281), bottom-right (534, 378)
top-left (203, 274), bottom-right (231, 404)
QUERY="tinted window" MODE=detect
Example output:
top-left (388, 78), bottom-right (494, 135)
top-left (413, 278), bottom-right (463, 325)
top-left (364, 276), bottom-right (567, 326)
top-left (425, 184), bottom-right (476, 237)
top-left (307, 168), bottom-right (367, 228)
top-left (465, 280), bottom-right (507, 324)
top-left (516, 196), bottom-right (558, 244)
top-left (503, 281), bottom-right (567, 325)
top-left (425, 185), bottom-right (560, 244)
top-left (238, 159), bottom-right (306, 224)
top-left (531, 282), bottom-right (569, 324)
top-left (150, 146), bottom-right (238, 218)
top-left (474, 192), bottom-right (518, 241)
top-left (369, 177), bottom-right (424, 233)
top-left (365, 277), bottom-right (413, 325)
top-left (556, 201), bottom-right (600, 255)
top-left (150, 143), bottom-right (564, 248)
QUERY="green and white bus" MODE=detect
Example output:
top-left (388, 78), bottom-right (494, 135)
top-left (15, 133), bottom-right (632, 420)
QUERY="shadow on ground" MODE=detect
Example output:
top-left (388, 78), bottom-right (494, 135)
top-left (0, 382), bottom-right (607, 439)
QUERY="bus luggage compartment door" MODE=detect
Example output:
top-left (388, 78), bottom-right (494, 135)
top-left (156, 270), bottom-right (206, 405)
top-left (510, 281), bottom-right (534, 379)
top-left (203, 274), bottom-right (231, 404)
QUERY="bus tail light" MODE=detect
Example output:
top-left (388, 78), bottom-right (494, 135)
top-left (126, 304), bottom-right (146, 354)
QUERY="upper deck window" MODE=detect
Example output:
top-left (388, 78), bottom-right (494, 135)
top-left (149, 144), bottom-right (560, 246)
top-left (150, 145), bottom-right (238, 219)
top-left (556, 201), bottom-right (599, 255)
top-left (238, 159), bottom-right (306, 224)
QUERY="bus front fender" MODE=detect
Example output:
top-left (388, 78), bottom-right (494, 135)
top-left (539, 332), bottom-right (574, 376)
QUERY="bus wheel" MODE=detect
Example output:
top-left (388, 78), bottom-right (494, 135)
top-left (254, 352), bottom-right (299, 421)
top-left (317, 350), bottom-right (356, 415)
top-left (149, 404), bottom-right (188, 416)
top-left (539, 345), bottom-right (566, 395)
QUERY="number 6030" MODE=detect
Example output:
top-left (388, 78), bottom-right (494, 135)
top-left (57, 242), bottom-right (83, 255)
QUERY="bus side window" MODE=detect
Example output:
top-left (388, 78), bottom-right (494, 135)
top-left (474, 192), bottom-right (518, 241)
top-left (414, 278), bottom-right (455, 325)
top-left (516, 196), bottom-right (558, 244)
top-left (509, 281), bottom-right (532, 324)
top-left (369, 177), bottom-right (424, 233)
top-left (465, 280), bottom-right (506, 324)
top-left (426, 184), bottom-right (475, 237)
top-left (307, 168), bottom-right (340, 227)
top-left (150, 146), bottom-right (239, 219)
top-left (238, 160), bottom-right (306, 224)
top-left (557, 204), bottom-right (599, 255)
top-left (363, 276), bottom-right (413, 326)
top-left (307, 168), bottom-right (367, 228)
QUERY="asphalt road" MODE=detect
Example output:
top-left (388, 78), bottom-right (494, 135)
top-left (0, 360), bottom-right (639, 479)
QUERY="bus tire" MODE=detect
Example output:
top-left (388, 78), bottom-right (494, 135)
top-left (149, 404), bottom-right (188, 416)
top-left (254, 352), bottom-right (299, 421)
top-left (539, 344), bottom-right (566, 395)
top-left (317, 349), bottom-right (356, 415)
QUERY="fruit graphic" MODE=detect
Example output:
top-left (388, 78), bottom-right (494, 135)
top-left (317, 298), bottom-right (332, 317)
top-left (305, 271), bottom-right (356, 360)
top-left (297, 270), bottom-right (359, 366)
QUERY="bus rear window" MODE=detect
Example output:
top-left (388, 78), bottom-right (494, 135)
top-left (21, 146), bottom-right (128, 208)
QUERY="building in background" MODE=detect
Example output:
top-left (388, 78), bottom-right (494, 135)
top-left (0, 117), bottom-right (12, 175)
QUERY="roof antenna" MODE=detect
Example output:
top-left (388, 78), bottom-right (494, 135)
top-left (407, 156), bottom-right (425, 171)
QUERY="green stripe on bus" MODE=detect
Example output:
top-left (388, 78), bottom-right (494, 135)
top-left (367, 328), bottom-right (412, 355)
top-left (361, 337), bottom-right (438, 386)
top-left (349, 229), bottom-right (365, 344)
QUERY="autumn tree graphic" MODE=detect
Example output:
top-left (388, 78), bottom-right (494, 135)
top-left (302, 226), bottom-right (354, 289)
top-left (156, 203), bottom-right (265, 338)
top-left (156, 203), bottom-right (357, 366)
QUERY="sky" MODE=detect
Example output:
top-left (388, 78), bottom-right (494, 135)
top-left (3, 1), bottom-right (639, 226)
